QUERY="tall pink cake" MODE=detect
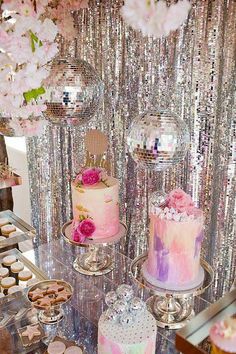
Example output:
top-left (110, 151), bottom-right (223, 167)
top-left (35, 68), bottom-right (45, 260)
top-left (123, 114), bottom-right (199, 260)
top-left (71, 167), bottom-right (119, 242)
top-left (143, 189), bottom-right (204, 290)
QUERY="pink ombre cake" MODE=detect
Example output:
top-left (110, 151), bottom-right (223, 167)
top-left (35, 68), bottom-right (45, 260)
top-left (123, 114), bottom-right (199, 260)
top-left (143, 189), bottom-right (204, 291)
top-left (210, 317), bottom-right (236, 354)
top-left (71, 167), bottom-right (119, 242)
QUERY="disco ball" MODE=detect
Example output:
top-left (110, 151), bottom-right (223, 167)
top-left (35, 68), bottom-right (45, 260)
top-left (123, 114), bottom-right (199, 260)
top-left (127, 110), bottom-right (190, 171)
top-left (0, 116), bottom-right (46, 137)
top-left (44, 57), bottom-right (104, 126)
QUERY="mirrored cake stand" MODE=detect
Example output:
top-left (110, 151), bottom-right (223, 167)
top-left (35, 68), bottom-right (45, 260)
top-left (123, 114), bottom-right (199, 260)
top-left (61, 221), bottom-right (127, 276)
top-left (130, 253), bottom-right (214, 329)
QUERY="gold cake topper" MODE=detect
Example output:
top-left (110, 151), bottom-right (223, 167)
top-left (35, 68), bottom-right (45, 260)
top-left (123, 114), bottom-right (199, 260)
top-left (84, 129), bottom-right (110, 171)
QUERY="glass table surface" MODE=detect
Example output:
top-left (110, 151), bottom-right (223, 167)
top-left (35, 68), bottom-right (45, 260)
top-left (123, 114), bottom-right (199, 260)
top-left (2, 238), bottom-right (214, 353)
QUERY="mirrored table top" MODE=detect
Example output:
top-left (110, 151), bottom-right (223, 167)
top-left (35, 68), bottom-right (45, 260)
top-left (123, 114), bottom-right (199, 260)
top-left (1, 237), bottom-right (224, 353)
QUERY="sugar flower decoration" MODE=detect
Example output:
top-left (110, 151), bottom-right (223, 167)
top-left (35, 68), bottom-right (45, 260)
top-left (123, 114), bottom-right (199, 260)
top-left (121, 0), bottom-right (191, 38)
top-left (72, 218), bottom-right (96, 243)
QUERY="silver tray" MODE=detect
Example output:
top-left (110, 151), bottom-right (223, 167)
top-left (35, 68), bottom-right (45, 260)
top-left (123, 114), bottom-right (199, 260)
top-left (0, 210), bottom-right (35, 250)
top-left (0, 248), bottom-right (48, 302)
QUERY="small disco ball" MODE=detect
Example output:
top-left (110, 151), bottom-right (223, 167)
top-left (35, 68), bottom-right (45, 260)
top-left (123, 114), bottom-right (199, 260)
top-left (0, 116), bottom-right (46, 137)
top-left (127, 110), bottom-right (190, 171)
top-left (44, 57), bottom-right (104, 126)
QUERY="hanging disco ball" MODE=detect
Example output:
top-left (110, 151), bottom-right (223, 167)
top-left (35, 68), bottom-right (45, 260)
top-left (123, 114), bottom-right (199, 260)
top-left (44, 57), bottom-right (104, 126)
top-left (127, 109), bottom-right (190, 171)
top-left (0, 116), bottom-right (47, 137)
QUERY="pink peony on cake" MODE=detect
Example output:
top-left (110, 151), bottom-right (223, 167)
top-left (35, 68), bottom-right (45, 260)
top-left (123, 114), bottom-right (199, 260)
top-left (210, 317), bottom-right (236, 354)
top-left (142, 188), bottom-right (204, 291)
top-left (71, 167), bottom-right (119, 242)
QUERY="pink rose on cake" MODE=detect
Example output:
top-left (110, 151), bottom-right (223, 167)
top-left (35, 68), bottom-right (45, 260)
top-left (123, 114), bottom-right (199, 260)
top-left (167, 188), bottom-right (193, 212)
top-left (74, 167), bottom-right (109, 187)
top-left (82, 168), bottom-right (101, 186)
top-left (72, 218), bottom-right (96, 243)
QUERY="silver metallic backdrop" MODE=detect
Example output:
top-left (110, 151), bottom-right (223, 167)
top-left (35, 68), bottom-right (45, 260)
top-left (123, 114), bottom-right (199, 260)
top-left (27, 0), bottom-right (236, 300)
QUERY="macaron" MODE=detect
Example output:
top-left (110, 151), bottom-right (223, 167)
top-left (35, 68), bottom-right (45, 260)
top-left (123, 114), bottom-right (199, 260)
top-left (0, 218), bottom-right (9, 227)
top-left (8, 231), bottom-right (23, 238)
top-left (8, 285), bottom-right (23, 294)
top-left (1, 225), bottom-right (16, 237)
top-left (2, 255), bottom-right (17, 266)
top-left (0, 267), bottom-right (9, 278)
top-left (1, 277), bottom-right (16, 289)
top-left (64, 346), bottom-right (83, 354)
top-left (0, 236), bottom-right (6, 242)
top-left (18, 270), bottom-right (32, 281)
top-left (11, 261), bottom-right (24, 273)
top-left (47, 341), bottom-right (66, 354)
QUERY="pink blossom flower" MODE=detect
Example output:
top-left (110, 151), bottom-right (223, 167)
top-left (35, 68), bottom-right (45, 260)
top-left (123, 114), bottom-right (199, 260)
top-left (81, 168), bottom-right (101, 186)
top-left (167, 188), bottom-right (193, 213)
top-left (72, 219), bottom-right (95, 243)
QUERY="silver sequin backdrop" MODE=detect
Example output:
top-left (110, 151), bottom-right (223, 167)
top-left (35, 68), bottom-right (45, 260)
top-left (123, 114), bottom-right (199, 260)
top-left (27, 0), bottom-right (236, 299)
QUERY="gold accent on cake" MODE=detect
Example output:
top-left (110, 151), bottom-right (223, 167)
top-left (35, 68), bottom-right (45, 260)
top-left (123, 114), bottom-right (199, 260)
top-left (76, 205), bottom-right (89, 212)
top-left (76, 187), bottom-right (85, 193)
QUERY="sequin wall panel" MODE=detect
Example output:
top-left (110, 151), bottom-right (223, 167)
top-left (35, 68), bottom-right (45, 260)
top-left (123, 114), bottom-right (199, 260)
top-left (27, 0), bottom-right (236, 300)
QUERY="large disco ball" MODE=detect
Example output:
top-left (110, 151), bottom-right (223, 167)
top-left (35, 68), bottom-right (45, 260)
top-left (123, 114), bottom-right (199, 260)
top-left (127, 110), bottom-right (190, 171)
top-left (44, 57), bottom-right (104, 126)
top-left (0, 116), bottom-right (46, 137)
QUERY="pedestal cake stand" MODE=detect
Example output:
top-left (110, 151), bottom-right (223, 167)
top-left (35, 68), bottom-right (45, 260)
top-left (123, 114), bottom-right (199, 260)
top-left (130, 253), bottom-right (213, 329)
top-left (61, 220), bottom-right (127, 276)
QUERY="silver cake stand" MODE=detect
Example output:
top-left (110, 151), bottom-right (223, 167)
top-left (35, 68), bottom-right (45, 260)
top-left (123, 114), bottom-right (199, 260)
top-left (61, 220), bottom-right (127, 276)
top-left (130, 253), bottom-right (213, 329)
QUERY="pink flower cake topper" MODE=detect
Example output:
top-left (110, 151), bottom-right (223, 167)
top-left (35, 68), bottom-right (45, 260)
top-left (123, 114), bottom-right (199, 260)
top-left (72, 218), bottom-right (95, 243)
top-left (167, 188), bottom-right (193, 213)
top-left (74, 167), bottom-right (109, 187)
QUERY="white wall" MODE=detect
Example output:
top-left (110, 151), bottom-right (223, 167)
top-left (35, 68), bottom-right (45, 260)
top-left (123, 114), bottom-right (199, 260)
top-left (5, 137), bottom-right (31, 224)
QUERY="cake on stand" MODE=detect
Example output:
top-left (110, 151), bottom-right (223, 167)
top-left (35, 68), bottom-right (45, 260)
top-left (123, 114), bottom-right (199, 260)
top-left (61, 220), bottom-right (126, 276)
top-left (131, 253), bottom-right (213, 329)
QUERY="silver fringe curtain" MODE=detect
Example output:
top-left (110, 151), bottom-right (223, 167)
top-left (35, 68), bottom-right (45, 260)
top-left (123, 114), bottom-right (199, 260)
top-left (27, 0), bottom-right (236, 300)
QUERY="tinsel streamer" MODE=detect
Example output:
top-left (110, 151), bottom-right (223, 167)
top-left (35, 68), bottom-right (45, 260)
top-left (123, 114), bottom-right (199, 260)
top-left (27, 0), bottom-right (236, 301)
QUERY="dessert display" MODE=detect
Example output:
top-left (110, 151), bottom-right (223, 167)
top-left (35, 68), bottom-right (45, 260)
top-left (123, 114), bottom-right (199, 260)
top-left (0, 252), bottom-right (42, 298)
top-left (71, 167), bottom-right (119, 242)
top-left (45, 336), bottom-right (84, 354)
top-left (98, 284), bottom-right (156, 354)
top-left (18, 323), bottom-right (45, 347)
top-left (28, 280), bottom-right (72, 309)
top-left (210, 317), bottom-right (236, 354)
top-left (143, 188), bottom-right (204, 290)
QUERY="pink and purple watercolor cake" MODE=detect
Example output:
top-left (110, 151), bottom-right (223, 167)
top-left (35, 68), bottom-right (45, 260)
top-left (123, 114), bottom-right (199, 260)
top-left (210, 317), bottom-right (236, 354)
top-left (143, 188), bottom-right (204, 290)
top-left (71, 167), bottom-right (119, 243)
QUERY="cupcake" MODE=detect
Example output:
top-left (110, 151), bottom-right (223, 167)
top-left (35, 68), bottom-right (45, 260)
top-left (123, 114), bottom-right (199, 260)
top-left (210, 317), bottom-right (236, 354)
